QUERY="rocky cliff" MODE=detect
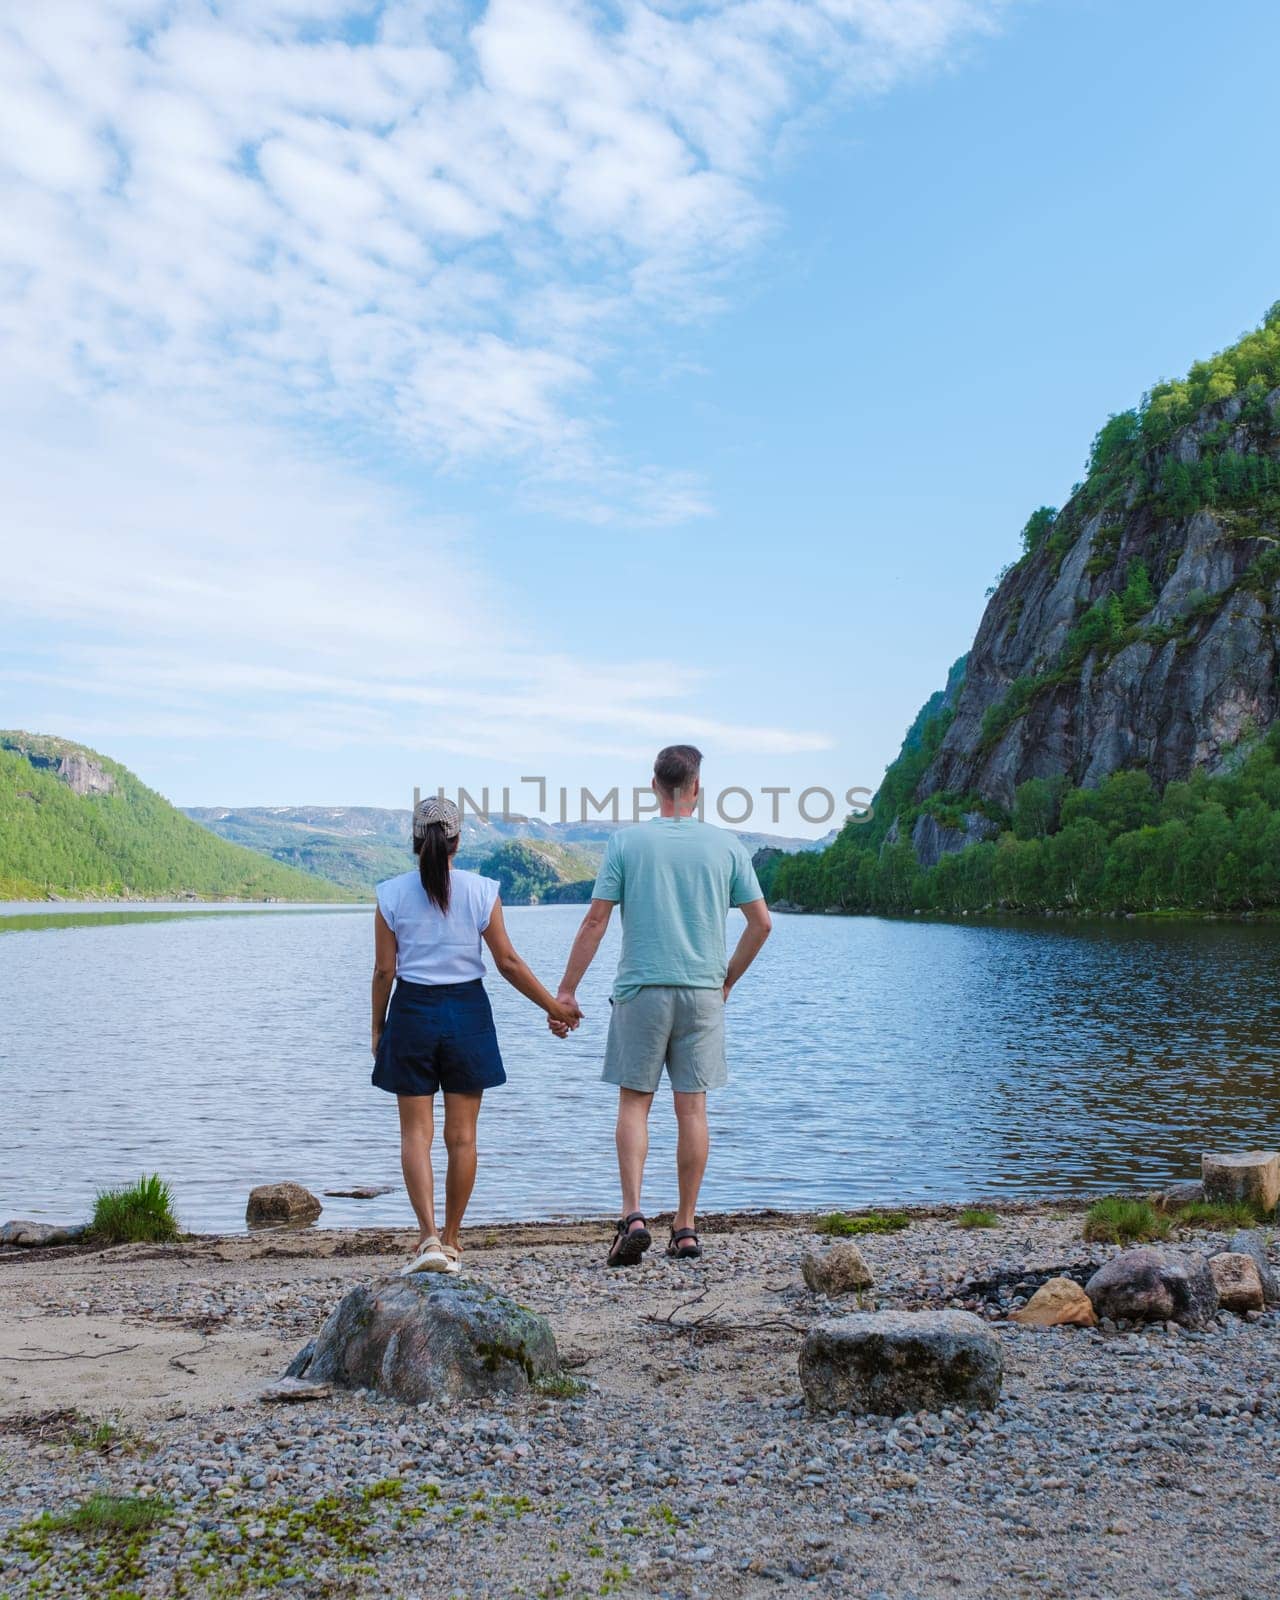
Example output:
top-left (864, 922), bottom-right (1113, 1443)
top-left (3, 731), bottom-right (118, 797)
top-left (768, 306), bottom-right (1280, 908)
top-left (907, 319), bottom-right (1280, 864)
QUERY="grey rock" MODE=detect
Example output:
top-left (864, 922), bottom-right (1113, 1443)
top-left (296, 1274), bottom-right (560, 1403)
top-left (1085, 1248), bottom-right (1218, 1329)
top-left (283, 1338), bottom-right (316, 1378)
top-left (1160, 1180), bottom-right (1205, 1208)
top-left (801, 1241), bottom-right (874, 1296)
top-left (911, 810), bottom-right (1001, 870)
top-left (1227, 1230), bottom-right (1280, 1305)
top-left (799, 1310), bottom-right (1002, 1417)
top-left (5, 736), bottom-right (118, 796)
top-left (246, 1182), bottom-right (322, 1227)
top-left (259, 1378), bottom-right (332, 1403)
top-left (0, 1220), bottom-right (87, 1248)
top-left (322, 1185), bottom-right (395, 1199)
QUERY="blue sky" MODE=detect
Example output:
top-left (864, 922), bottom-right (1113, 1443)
top-left (2, 0), bottom-right (1278, 836)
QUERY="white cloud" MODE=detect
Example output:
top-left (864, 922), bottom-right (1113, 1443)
top-left (0, 387), bottom-right (829, 762)
top-left (0, 0), bottom-right (1008, 516)
top-left (0, 0), bottom-right (1006, 776)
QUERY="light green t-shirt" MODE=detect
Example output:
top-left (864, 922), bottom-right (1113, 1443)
top-left (592, 819), bottom-right (764, 1001)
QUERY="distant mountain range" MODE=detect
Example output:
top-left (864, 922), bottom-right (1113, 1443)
top-left (0, 731), bottom-right (834, 907)
top-left (183, 804), bottom-right (834, 900)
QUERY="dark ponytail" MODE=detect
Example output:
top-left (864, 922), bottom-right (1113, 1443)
top-left (416, 822), bottom-right (456, 913)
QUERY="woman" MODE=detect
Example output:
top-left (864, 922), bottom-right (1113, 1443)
top-left (371, 796), bottom-right (578, 1275)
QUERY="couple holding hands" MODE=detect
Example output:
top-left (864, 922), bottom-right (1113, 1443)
top-left (370, 745), bottom-right (772, 1274)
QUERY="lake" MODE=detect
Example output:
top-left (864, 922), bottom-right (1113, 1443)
top-left (3, 902), bottom-right (1279, 1233)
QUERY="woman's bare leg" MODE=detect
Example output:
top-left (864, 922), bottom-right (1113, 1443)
top-left (397, 1094), bottom-right (437, 1245)
top-left (441, 1092), bottom-right (482, 1250)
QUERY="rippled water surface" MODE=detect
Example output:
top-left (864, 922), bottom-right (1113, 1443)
top-left (3, 902), bottom-right (1279, 1231)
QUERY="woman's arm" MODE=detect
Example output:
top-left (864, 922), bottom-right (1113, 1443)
top-left (482, 899), bottom-right (580, 1028)
top-left (371, 908), bottom-right (397, 1057)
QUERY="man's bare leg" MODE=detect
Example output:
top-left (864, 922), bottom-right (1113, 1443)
top-left (396, 1094), bottom-right (437, 1245)
top-left (616, 1087), bottom-right (654, 1226)
top-left (673, 1091), bottom-right (709, 1233)
top-left (441, 1091), bottom-right (482, 1250)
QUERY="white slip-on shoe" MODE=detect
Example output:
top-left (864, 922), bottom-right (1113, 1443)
top-left (442, 1244), bottom-right (463, 1275)
top-left (400, 1237), bottom-right (450, 1276)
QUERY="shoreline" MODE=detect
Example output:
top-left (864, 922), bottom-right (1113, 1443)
top-left (0, 1197), bottom-right (1108, 1264)
top-left (773, 901), bottom-right (1280, 924)
top-left (4, 1200), bottom-right (1278, 1596)
top-left (0, 896), bottom-right (370, 909)
top-left (11, 893), bottom-right (1280, 922)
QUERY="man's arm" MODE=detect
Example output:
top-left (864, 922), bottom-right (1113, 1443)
top-left (723, 898), bottom-right (771, 1002)
top-left (556, 899), bottom-right (615, 1017)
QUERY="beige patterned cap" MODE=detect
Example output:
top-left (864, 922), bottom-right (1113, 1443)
top-left (413, 795), bottom-right (461, 839)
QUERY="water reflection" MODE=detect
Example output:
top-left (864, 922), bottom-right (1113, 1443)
top-left (0, 903), bottom-right (367, 935)
top-left (2, 905), bottom-right (1278, 1230)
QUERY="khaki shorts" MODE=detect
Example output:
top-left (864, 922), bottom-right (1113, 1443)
top-left (602, 985), bottom-right (727, 1094)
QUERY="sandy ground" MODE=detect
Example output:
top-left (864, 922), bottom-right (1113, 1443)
top-left (0, 1212), bottom-right (821, 1421)
top-left (3, 1208), bottom-right (1279, 1600)
top-left (1, 1229), bottom-right (441, 1420)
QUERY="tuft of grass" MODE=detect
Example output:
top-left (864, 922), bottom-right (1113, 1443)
top-left (90, 1174), bottom-right (179, 1245)
top-left (1173, 1199), bottom-right (1262, 1231)
top-left (815, 1210), bottom-right (910, 1237)
top-left (534, 1373), bottom-right (586, 1399)
top-left (71, 1418), bottom-right (121, 1452)
top-left (360, 1478), bottom-right (403, 1502)
top-left (956, 1208), bottom-right (1000, 1229)
top-left (45, 1493), bottom-right (169, 1538)
top-left (1082, 1197), bottom-right (1170, 1244)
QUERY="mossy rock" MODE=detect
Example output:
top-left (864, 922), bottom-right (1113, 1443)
top-left (291, 1275), bottom-right (560, 1403)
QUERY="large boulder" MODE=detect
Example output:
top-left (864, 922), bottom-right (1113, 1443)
top-left (1201, 1151), bottom-right (1279, 1216)
top-left (799, 1310), bottom-right (1002, 1417)
top-left (246, 1182), bottom-right (322, 1226)
top-left (291, 1274), bottom-right (560, 1403)
top-left (1085, 1248), bottom-right (1218, 1329)
top-left (0, 1220), bottom-right (87, 1248)
top-left (1209, 1253), bottom-right (1265, 1314)
top-left (1010, 1276), bottom-right (1097, 1329)
top-left (1228, 1229), bottom-right (1280, 1306)
top-left (801, 1242), bottom-right (874, 1296)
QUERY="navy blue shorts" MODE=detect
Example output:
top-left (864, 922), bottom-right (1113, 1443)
top-left (372, 978), bottom-right (506, 1097)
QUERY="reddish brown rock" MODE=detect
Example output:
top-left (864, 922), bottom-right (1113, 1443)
top-left (1209, 1252), bottom-right (1265, 1314)
top-left (1010, 1277), bottom-right (1097, 1328)
top-left (246, 1182), bottom-right (322, 1226)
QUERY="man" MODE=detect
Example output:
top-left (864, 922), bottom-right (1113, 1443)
top-left (555, 745), bottom-right (772, 1267)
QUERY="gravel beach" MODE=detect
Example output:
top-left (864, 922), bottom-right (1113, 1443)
top-left (2, 1206), bottom-right (1278, 1598)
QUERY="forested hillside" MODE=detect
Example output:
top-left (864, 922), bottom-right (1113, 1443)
top-left (771, 305), bottom-right (1280, 916)
top-left (477, 840), bottom-right (595, 905)
top-left (0, 734), bottom-right (357, 902)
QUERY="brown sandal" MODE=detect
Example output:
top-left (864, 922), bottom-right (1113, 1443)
top-left (607, 1212), bottom-right (651, 1269)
